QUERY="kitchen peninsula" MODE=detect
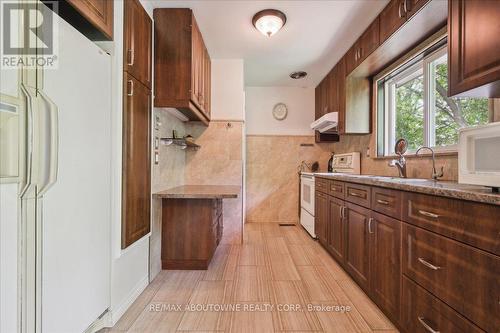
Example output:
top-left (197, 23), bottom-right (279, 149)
top-left (154, 185), bottom-right (240, 270)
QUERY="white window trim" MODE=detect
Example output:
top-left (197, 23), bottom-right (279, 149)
top-left (382, 44), bottom-right (464, 156)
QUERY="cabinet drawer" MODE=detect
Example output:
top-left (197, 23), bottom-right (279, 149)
top-left (402, 276), bottom-right (484, 333)
top-left (403, 224), bottom-right (500, 332)
top-left (328, 180), bottom-right (345, 199)
top-left (371, 187), bottom-right (401, 219)
top-left (345, 183), bottom-right (371, 208)
top-left (402, 192), bottom-right (500, 255)
top-left (315, 177), bottom-right (329, 194)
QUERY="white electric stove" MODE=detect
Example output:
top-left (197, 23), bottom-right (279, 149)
top-left (300, 152), bottom-right (361, 238)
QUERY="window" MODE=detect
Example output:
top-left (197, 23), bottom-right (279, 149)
top-left (376, 41), bottom-right (492, 156)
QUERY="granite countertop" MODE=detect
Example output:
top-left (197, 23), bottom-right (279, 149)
top-left (154, 185), bottom-right (240, 199)
top-left (313, 173), bottom-right (500, 206)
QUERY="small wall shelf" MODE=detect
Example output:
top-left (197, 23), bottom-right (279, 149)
top-left (160, 137), bottom-right (200, 150)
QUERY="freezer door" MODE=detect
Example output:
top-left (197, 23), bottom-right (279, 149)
top-left (39, 10), bottom-right (112, 333)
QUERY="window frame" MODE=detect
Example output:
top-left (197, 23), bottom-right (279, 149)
top-left (374, 31), bottom-right (494, 158)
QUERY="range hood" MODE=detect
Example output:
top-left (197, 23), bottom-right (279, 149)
top-left (311, 112), bottom-right (338, 133)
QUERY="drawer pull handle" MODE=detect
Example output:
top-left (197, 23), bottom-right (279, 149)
top-left (418, 258), bottom-right (442, 270)
top-left (417, 316), bottom-right (440, 333)
top-left (377, 199), bottom-right (389, 205)
top-left (418, 210), bottom-right (439, 219)
top-left (331, 187), bottom-right (337, 192)
top-left (350, 192), bottom-right (363, 198)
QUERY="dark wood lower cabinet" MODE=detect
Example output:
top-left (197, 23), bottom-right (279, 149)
top-left (402, 276), bottom-right (484, 333)
top-left (314, 177), bottom-right (499, 332)
top-left (161, 198), bottom-right (223, 269)
top-left (403, 223), bottom-right (499, 332)
top-left (315, 191), bottom-right (328, 246)
top-left (327, 196), bottom-right (344, 264)
top-left (370, 211), bottom-right (401, 323)
top-left (344, 202), bottom-right (371, 291)
top-left (122, 73), bottom-right (151, 249)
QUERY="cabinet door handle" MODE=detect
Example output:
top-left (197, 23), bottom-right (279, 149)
top-left (377, 199), bottom-right (389, 205)
top-left (127, 80), bottom-right (134, 97)
top-left (342, 206), bottom-right (347, 218)
top-left (398, 1), bottom-right (404, 18)
top-left (417, 258), bottom-right (442, 271)
top-left (358, 47), bottom-right (363, 60)
top-left (403, 0), bottom-right (408, 14)
top-left (418, 209), bottom-right (440, 219)
top-left (339, 206), bottom-right (343, 218)
top-left (368, 218), bottom-right (374, 234)
top-left (128, 49), bottom-right (135, 66)
top-left (417, 316), bottom-right (440, 333)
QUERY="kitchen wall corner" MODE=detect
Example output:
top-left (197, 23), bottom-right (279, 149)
top-left (149, 109), bottom-right (187, 279)
top-left (184, 120), bottom-right (245, 244)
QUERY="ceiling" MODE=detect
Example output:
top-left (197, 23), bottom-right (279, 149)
top-left (151, 0), bottom-right (390, 87)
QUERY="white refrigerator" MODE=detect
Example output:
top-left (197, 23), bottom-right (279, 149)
top-left (1, 1), bottom-right (111, 332)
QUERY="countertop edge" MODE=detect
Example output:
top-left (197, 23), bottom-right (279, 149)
top-left (314, 174), bottom-right (500, 206)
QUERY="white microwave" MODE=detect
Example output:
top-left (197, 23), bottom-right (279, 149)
top-left (458, 122), bottom-right (500, 191)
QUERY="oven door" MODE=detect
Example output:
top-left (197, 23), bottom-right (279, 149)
top-left (300, 175), bottom-right (315, 215)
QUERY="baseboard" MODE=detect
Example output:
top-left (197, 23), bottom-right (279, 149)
top-left (108, 275), bottom-right (149, 326)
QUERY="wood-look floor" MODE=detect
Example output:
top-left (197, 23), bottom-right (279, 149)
top-left (103, 223), bottom-right (397, 333)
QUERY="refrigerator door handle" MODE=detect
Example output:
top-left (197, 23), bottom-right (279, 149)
top-left (37, 90), bottom-right (58, 197)
top-left (19, 84), bottom-right (36, 198)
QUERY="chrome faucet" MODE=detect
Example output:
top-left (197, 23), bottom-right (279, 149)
top-left (389, 154), bottom-right (407, 178)
top-left (415, 146), bottom-right (444, 180)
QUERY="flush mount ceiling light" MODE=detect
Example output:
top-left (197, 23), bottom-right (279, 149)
top-left (252, 9), bottom-right (287, 37)
top-left (290, 71), bottom-right (307, 79)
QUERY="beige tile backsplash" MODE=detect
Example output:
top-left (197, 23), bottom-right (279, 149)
top-left (245, 133), bottom-right (458, 225)
top-left (185, 121), bottom-right (244, 245)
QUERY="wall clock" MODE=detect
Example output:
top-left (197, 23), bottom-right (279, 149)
top-left (272, 103), bottom-right (288, 120)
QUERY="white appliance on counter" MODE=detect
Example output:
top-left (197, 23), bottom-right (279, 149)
top-left (310, 112), bottom-right (338, 133)
top-left (458, 122), bottom-right (500, 191)
top-left (300, 152), bottom-right (361, 238)
top-left (1, 2), bottom-right (111, 332)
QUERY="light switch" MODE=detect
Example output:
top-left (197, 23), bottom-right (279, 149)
top-left (154, 115), bottom-right (162, 130)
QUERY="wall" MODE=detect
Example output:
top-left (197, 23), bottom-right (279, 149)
top-left (336, 135), bottom-right (459, 180)
top-left (185, 121), bottom-right (244, 244)
top-left (245, 87), bottom-right (315, 135)
top-left (246, 136), bottom-right (333, 223)
top-left (184, 59), bottom-right (246, 243)
top-left (211, 59), bottom-right (245, 121)
top-left (245, 86), bottom-right (322, 223)
top-left (150, 110), bottom-right (186, 279)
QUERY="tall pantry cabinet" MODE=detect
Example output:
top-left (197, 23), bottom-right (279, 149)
top-left (122, 0), bottom-right (153, 248)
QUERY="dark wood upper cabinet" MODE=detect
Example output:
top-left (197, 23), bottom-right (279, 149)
top-left (315, 59), bottom-right (346, 134)
top-left (122, 72), bottom-right (151, 249)
top-left (124, 0), bottom-right (152, 89)
top-left (448, 0), bottom-right (500, 97)
top-left (405, 0), bottom-right (430, 18)
top-left (344, 202), bottom-right (371, 291)
top-left (358, 17), bottom-right (380, 65)
top-left (370, 211), bottom-right (401, 323)
top-left (45, 0), bottom-right (113, 40)
top-left (153, 8), bottom-right (211, 125)
top-left (379, 0), bottom-right (407, 44)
